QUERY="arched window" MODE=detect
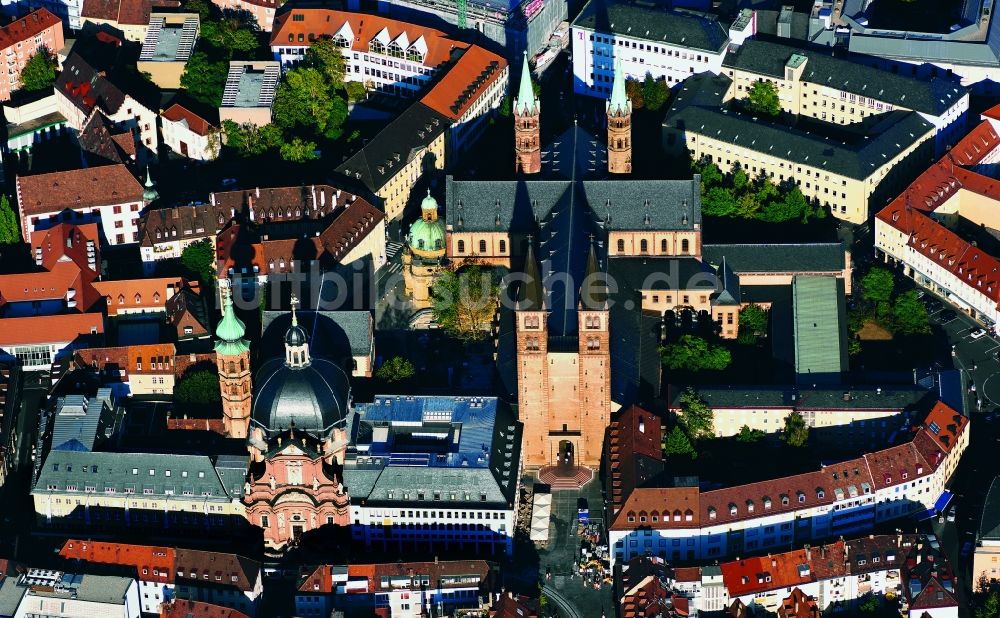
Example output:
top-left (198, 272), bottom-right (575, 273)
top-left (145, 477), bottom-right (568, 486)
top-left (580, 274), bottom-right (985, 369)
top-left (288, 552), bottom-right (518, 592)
top-left (640, 239), bottom-right (648, 253)
top-left (617, 239), bottom-right (625, 252)
top-left (457, 240), bottom-right (465, 253)
top-left (230, 385), bottom-right (237, 395)
top-left (134, 293), bottom-right (141, 304)
top-left (239, 359), bottom-right (245, 371)
top-left (661, 239), bottom-right (668, 253)
top-left (681, 239), bottom-right (690, 254)
top-left (118, 294), bottom-right (125, 305)
top-left (499, 239), bottom-right (506, 253)
top-left (434, 239), bottom-right (443, 250)
top-left (153, 292), bottom-right (160, 303)
top-left (242, 382), bottom-right (248, 394)
top-left (479, 239), bottom-right (487, 253)
top-left (418, 239), bottom-right (425, 249)
top-left (228, 361), bottom-right (235, 373)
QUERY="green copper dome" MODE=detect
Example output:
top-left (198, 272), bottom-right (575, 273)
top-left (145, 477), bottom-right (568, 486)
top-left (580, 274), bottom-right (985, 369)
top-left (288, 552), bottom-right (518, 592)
top-left (215, 291), bottom-right (249, 355)
top-left (408, 217), bottom-right (445, 255)
top-left (421, 189), bottom-right (439, 212)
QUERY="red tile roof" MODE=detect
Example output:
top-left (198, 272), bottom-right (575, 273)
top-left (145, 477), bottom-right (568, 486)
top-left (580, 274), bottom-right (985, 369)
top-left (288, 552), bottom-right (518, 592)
top-left (982, 103), bottom-right (1000, 122)
top-left (17, 164), bottom-right (144, 216)
top-left (127, 343), bottom-right (175, 375)
top-left (161, 599), bottom-right (250, 618)
top-left (421, 45), bottom-right (506, 121)
top-left (0, 9), bottom-right (61, 50)
top-left (621, 574), bottom-right (669, 618)
top-left (30, 222), bottom-right (101, 273)
top-left (0, 312), bottom-right (103, 346)
top-left (920, 400), bottom-right (967, 454)
top-left (777, 588), bottom-right (820, 618)
top-left (270, 10), bottom-right (461, 68)
top-left (490, 594), bottom-right (537, 618)
top-left (297, 565), bottom-right (332, 594)
top-left (81, 0), bottom-right (179, 25)
top-left (876, 119), bottom-right (1000, 309)
top-left (162, 104), bottom-right (214, 137)
top-left (721, 541), bottom-right (847, 597)
top-left (93, 277), bottom-right (188, 315)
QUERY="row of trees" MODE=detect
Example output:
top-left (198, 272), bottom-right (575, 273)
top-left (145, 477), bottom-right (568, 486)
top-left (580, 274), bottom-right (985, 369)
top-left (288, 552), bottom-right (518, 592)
top-left (847, 267), bottom-right (930, 354)
top-left (659, 334), bottom-right (731, 372)
top-left (623, 74), bottom-right (670, 112)
top-left (692, 158), bottom-right (827, 223)
top-left (0, 196), bottom-right (21, 245)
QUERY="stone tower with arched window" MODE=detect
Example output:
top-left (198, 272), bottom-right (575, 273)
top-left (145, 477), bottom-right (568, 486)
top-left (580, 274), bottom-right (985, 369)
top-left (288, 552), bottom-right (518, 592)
top-left (215, 280), bottom-right (252, 439)
top-left (515, 238), bottom-right (611, 469)
top-left (403, 190), bottom-right (446, 309)
top-left (513, 53), bottom-right (541, 175)
top-left (607, 61), bottom-right (632, 175)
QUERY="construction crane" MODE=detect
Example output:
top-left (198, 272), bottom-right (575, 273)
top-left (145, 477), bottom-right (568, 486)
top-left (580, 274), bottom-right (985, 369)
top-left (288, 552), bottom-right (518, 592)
top-left (456, 0), bottom-right (467, 29)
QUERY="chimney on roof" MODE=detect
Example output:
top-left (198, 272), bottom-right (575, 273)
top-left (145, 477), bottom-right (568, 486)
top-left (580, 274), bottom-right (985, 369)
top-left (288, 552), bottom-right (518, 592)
top-left (805, 545), bottom-right (811, 561)
top-left (821, 545), bottom-right (826, 559)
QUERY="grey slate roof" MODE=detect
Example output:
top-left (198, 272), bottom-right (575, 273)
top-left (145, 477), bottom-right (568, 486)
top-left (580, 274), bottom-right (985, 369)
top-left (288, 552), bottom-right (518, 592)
top-left (664, 73), bottom-right (936, 180)
top-left (444, 176), bottom-right (701, 234)
top-left (723, 38), bottom-right (967, 116)
top-left (702, 243), bottom-right (846, 274)
top-left (607, 257), bottom-right (717, 292)
top-left (261, 310), bottom-right (373, 362)
top-left (252, 357), bottom-right (350, 435)
top-left (336, 103), bottom-right (450, 195)
top-left (980, 476), bottom-right (1000, 540)
top-left (33, 451), bottom-right (241, 501)
top-left (50, 389), bottom-right (115, 452)
top-left (573, 0), bottom-right (729, 54)
top-left (670, 384), bottom-right (935, 410)
top-left (0, 577), bottom-right (26, 616)
top-left (848, 34), bottom-right (1000, 66)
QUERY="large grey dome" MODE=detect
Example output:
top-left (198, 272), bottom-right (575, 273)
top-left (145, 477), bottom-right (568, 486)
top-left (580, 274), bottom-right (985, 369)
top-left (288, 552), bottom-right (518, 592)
top-left (285, 324), bottom-right (307, 347)
top-left (252, 357), bottom-right (349, 435)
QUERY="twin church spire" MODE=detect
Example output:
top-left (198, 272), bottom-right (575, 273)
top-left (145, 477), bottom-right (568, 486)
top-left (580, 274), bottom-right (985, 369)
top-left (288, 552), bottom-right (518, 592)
top-left (513, 55), bottom-right (632, 175)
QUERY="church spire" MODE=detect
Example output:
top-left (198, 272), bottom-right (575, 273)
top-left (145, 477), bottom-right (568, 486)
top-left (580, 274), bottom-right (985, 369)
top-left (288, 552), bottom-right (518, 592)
top-left (514, 52), bottom-right (537, 116)
top-left (579, 237), bottom-right (608, 310)
top-left (517, 236), bottom-right (545, 311)
top-left (608, 60), bottom-right (630, 117)
top-left (215, 283), bottom-right (249, 355)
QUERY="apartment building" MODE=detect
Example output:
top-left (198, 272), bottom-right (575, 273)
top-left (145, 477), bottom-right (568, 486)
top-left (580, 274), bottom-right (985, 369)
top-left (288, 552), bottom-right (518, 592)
top-left (75, 343), bottom-right (177, 396)
top-left (56, 50), bottom-right (159, 152)
top-left (9, 569), bottom-right (140, 618)
top-left (336, 103), bottom-right (447, 221)
top-left (722, 38), bottom-right (969, 156)
top-left (269, 9), bottom-right (451, 94)
top-left (663, 73), bottom-right (936, 224)
top-left (608, 401), bottom-right (969, 565)
top-left (218, 61), bottom-right (279, 127)
top-left (974, 476), bottom-right (1000, 588)
top-left (875, 107), bottom-right (1000, 329)
top-left (343, 396), bottom-right (522, 555)
top-left (77, 0), bottom-right (180, 40)
top-left (0, 9), bottom-right (63, 101)
top-left (59, 540), bottom-right (262, 617)
top-left (296, 561), bottom-right (492, 618)
top-left (571, 0), bottom-right (730, 98)
top-left (0, 312), bottom-right (104, 370)
top-left (32, 451), bottom-right (248, 532)
top-left (137, 13), bottom-right (199, 89)
top-left (671, 384), bottom-right (940, 444)
top-left (419, 45), bottom-right (508, 154)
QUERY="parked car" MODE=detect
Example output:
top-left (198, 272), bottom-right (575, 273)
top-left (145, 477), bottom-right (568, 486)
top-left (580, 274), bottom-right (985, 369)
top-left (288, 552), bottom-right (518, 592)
top-left (947, 506), bottom-right (957, 522)
top-left (971, 328), bottom-right (988, 340)
top-left (927, 534), bottom-right (941, 550)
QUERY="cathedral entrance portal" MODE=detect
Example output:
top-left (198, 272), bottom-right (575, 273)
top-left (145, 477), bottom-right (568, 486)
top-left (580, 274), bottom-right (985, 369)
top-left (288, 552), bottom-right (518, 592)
top-left (558, 440), bottom-right (574, 468)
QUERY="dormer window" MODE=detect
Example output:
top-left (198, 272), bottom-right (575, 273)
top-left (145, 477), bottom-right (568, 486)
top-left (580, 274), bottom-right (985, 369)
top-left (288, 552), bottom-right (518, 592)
top-left (797, 492), bottom-right (806, 503)
top-left (729, 503), bottom-right (737, 516)
top-left (763, 497), bottom-right (772, 509)
top-left (708, 507), bottom-right (716, 520)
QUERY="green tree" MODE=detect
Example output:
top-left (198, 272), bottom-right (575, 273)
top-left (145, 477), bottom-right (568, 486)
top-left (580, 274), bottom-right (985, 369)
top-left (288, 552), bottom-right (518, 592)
top-left (892, 290), bottom-right (931, 335)
top-left (859, 594), bottom-right (880, 613)
top-left (180, 239), bottom-right (216, 283)
top-left (200, 15), bottom-right (258, 56)
top-left (677, 387), bottom-right (713, 439)
top-left (279, 137), bottom-right (319, 163)
top-left (641, 73), bottom-right (668, 111)
top-left (737, 304), bottom-right (768, 344)
top-left (174, 368), bottom-right (221, 407)
top-left (693, 158), bottom-right (723, 188)
top-left (862, 267), bottom-right (895, 305)
top-left (747, 79), bottom-right (781, 116)
top-left (0, 195), bottom-right (20, 245)
top-left (273, 67), bottom-right (348, 139)
top-left (625, 78), bottom-right (644, 109)
top-left (660, 335), bottom-right (731, 372)
top-left (976, 591), bottom-right (999, 618)
top-left (345, 80), bottom-right (367, 102)
top-left (781, 412), bottom-right (809, 447)
top-left (303, 37), bottom-right (346, 87)
top-left (663, 426), bottom-right (696, 459)
top-left (183, 0), bottom-right (213, 20)
top-left (702, 186), bottom-right (739, 217)
top-left (19, 48), bottom-right (57, 92)
top-left (732, 167), bottom-right (749, 192)
top-left (431, 264), bottom-right (500, 342)
top-left (180, 51), bottom-right (228, 107)
top-left (735, 425), bottom-right (765, 443)
top-left (222, 120), bottom-right (282, 157)
top-left (376, 356), bottom-right (416, 382)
